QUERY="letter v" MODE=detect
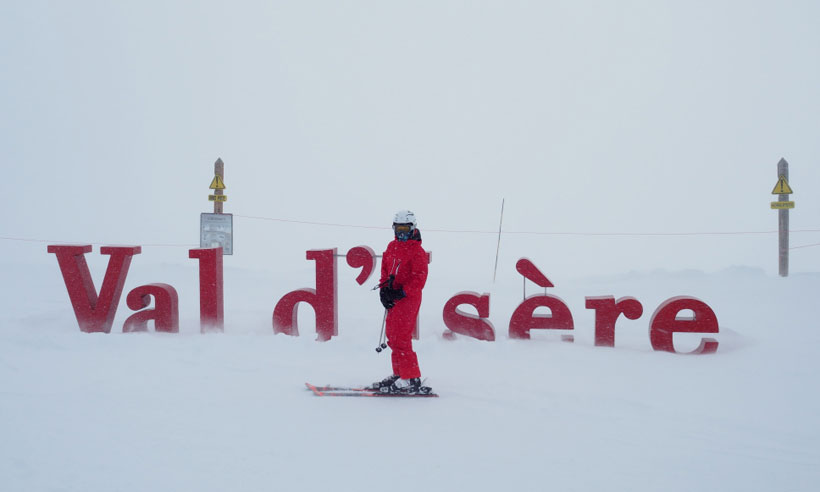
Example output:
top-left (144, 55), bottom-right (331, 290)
top-left (48, 245), bottom-right (141, 333)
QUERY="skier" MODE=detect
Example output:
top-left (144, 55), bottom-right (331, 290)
top-left (370, 210), bottom-right (430, 394)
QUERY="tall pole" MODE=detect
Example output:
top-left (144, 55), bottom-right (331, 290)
top-left (214, 158), bottom-right (225, 214)
top-left (777, 158), bottom-right (789, 277)
top-left (493, 198), bottom-right (505, 283)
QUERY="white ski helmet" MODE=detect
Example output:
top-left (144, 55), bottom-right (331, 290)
top-left (392, 210), bottom-right (417, 241)
top-left (393, 210), bottom-right (417, 228)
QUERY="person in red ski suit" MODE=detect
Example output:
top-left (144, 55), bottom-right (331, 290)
top-left (373, 210), bottom-right (429, 393)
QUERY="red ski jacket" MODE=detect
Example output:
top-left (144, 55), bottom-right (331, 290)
top-left (380, 230), bottom-right (428, 300)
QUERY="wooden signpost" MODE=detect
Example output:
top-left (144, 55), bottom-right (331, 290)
top-left (771, 158), bottom-right (794, 277)
top-left (201, 158), bottom-right (233, 255)
top-left (209, 158), bottom-right (227, 213)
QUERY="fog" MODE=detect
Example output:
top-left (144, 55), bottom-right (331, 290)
top-left (3, 6), bottom-right (820, 489)
top-left (2, 1), bottom-right (819, 284)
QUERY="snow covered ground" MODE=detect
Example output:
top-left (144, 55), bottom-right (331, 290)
top-left (4, 2), bottom-right (820, 490)
top-left (1, 243), bottom-right (818, 492)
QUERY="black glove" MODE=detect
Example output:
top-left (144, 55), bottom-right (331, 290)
top-left (379, 287), bottom-right (394, 309)
top-left (380, 286), bottom-right (406, 310)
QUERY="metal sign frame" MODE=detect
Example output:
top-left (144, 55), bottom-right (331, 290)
top-left (200, 213), bottom-right (233, 255)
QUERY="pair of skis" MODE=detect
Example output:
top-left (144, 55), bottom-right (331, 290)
top-left (305, 382), bottom-right (438, 398)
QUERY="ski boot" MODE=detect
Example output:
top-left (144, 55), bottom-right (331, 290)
top-left (386, 377), bottom-right (433, 395)
top-left (368, 374), bottom-right (399, 391)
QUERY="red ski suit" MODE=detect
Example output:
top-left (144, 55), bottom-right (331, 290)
top-left (381, 231), bottom-right (428, 379)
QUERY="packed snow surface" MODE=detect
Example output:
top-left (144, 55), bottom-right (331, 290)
top-left (3, 4), bottom-right (820, 489)
top-left (1, 256), bottom-right (818, 492)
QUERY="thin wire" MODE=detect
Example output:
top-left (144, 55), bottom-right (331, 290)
top-left (791, 242), bottom-right (820, 250)
top-left (4, 211), bottom-right (820, 248)
top-left (0, 236), bottom-right (196, 248)
top-left (232, 214), bottom-right (820, 238)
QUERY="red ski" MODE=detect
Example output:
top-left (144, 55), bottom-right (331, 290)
top-left (305, 382), bottom-right (438, 398)
top-left (305, 384), bottom-right (374, 392)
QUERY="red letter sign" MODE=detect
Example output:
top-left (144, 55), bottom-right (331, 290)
top-left (48, 245), bottom-right (141, 333)
top-left (509, 295), bottom-right (574, 340)
top-left (442, 292), bottom-right (495, 341)
top-left (585, 296), bottom-right (643, 347)
top-left (346, 246), bottom-right (376, 285)
top-left (189, 247), bottom-right (224, 333)
top-left (508, 258), bottom-right (571, 340)
top-left (649, 296), bottom-right (719, 354)
top-left (273, 249), bottom-right (338, 341)
top-left (123, 284), bottom-right (180, 333)
top-left (516, 258), bottom-right (554, 287)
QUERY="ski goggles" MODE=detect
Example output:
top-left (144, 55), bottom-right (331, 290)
top-left (393, 223), bottom-right (413, 234)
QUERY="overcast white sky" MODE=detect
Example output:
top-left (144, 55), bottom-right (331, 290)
top-left (2, 1), bottom-right (819, 282)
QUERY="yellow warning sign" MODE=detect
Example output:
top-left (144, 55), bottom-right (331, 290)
top-left (209, 175), bottom-right (226, 190)
top-left (770, 201), bottom-right (795, 209)
top-left (209, 194), bottom-right (228, 202)
top-left (771, 175), bottom-right (793, 195)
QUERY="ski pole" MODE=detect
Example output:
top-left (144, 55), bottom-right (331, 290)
top-left (371, 277), bottom-right (391, 291)
top-left (374, 259), bottom-right (398, 353)
top-left (375, 308), bottom-right (388, 353)
top-left (370, 260), bottom-right (401, 290)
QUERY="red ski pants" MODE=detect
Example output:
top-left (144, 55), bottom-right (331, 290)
top-left (386, 295), bottom-right (422, 379)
